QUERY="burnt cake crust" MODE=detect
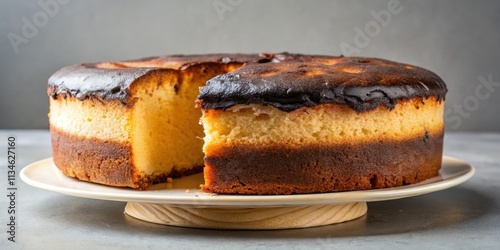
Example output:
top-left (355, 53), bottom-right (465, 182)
top-left (49, 53), bottom-right (449, 112)
top-left (197, 57), bottom-right (447, 113)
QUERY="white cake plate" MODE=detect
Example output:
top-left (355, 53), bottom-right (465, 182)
top-left (21, 156), bottom-right (474, 230)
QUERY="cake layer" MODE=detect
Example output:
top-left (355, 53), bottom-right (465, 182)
top-left (49, 96), bottom-right (131, 142)
top-left (201, 97), bottom-right (444, 155)
top-left (51, 126), bottom-right (203, 189)
top-left (202, 132), bottom-right (443, 195)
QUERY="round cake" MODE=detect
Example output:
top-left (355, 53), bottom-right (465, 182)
top-left (47, 53), bottom-right (447, 194)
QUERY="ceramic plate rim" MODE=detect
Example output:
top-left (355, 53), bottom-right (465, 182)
top-left (20, 156), bottom-right (475, 207)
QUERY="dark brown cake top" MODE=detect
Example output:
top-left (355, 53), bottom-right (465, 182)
top-left (48, 53), bottom-right (447, 111)
top-left (197, 56), bottom-right (448, 112)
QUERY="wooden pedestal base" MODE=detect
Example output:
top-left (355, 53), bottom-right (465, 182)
top-left (124, 202), bottom-right (367, 230)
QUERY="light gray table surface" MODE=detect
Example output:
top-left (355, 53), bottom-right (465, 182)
top-left (0, 130), bottom-right (499, 250)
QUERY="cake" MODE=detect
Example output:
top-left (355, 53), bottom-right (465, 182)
top-left (47, 53), bottom-right (447, 193)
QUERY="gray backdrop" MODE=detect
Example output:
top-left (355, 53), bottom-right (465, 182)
top-left (1, 0), bottom-right (499, 131)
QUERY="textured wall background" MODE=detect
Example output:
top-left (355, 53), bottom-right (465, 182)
top-left (1, 0), bottom-right (499, 130)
